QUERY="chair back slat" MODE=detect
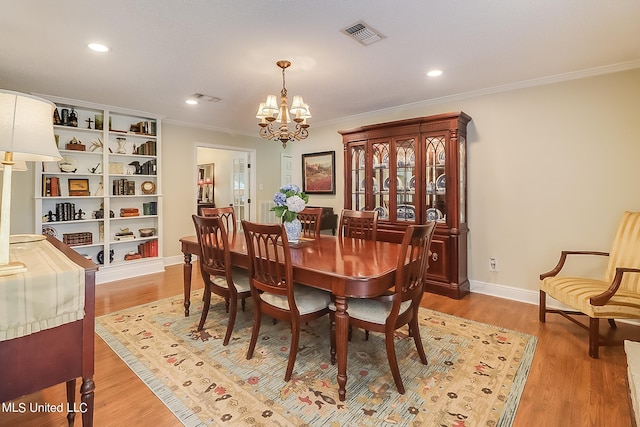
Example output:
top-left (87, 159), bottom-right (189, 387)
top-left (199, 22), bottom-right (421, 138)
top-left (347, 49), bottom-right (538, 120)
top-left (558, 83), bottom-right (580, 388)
top-left (395, 222), bottom-right (437, 304)
top-left (339, 209), bottom-right (378, 241)
top-left (192, 214), bottom-right (230, 279)
top-left (242, 221), bottom-right (293, 299)
top-left (201, 206), bottom-right (236, 235)
top-left (604, 211), bottom-right (640, 292)
top-left (297, 207), bottom-right (323, 239)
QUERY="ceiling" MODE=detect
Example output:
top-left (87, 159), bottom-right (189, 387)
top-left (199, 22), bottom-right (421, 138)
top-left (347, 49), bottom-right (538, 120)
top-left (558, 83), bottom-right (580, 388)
top-left (2, 0), bottom-right (639, 136)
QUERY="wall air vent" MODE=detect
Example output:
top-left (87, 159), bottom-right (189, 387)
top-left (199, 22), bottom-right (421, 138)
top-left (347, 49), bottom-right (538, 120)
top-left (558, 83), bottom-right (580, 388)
top-left (342, 21), bottom-right (385, 46)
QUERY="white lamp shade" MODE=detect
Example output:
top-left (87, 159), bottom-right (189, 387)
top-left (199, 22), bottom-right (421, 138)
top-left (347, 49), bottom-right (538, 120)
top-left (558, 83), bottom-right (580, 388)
top-left (0, 90), bottom-right (62, 162)
top-left (290, 95), bottom-right (305, 115)
top-left (263, 95), bottom-right (279, 116)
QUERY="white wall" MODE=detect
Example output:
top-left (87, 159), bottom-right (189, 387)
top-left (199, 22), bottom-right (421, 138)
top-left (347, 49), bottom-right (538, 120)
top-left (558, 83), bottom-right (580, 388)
top-left (291, 68), bottom-right (640, 294)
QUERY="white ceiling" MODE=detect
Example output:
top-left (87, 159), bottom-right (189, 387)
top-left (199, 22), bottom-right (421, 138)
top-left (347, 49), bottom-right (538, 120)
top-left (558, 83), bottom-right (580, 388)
top-left (2, 0), bottom-right (639, 135)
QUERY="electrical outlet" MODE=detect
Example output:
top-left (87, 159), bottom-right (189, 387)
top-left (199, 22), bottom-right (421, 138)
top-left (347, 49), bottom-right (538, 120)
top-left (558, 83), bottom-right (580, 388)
top-left (489, 257), bottom-right (498, 272)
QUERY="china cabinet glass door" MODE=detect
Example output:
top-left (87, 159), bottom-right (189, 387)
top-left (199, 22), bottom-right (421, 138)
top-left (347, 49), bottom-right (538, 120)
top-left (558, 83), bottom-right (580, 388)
top-left (350, 144), bottom-right (366, 211)
top-left (371, 140), bottom-right (390, 220)
top-left (424, 135), bottom-right (447, 224)
top-left (394, 137), bottom-right (416, 223)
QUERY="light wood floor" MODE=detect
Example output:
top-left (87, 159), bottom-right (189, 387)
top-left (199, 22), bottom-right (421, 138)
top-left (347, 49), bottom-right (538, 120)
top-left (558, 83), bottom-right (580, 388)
top-left (1, 264), bottom-right (638, 427)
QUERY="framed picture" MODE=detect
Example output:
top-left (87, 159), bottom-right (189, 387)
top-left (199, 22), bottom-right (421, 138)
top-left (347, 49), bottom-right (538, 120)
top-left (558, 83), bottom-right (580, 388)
top-left (302, 151), bottom-right (336, 194)
top-left (68, 178), bottom-right (90, 196)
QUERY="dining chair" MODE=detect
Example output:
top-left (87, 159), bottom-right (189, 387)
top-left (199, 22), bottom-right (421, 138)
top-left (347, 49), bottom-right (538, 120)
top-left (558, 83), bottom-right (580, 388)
top-left (297, 207), bottom-right (323, 239)
top-left (192, 214), bottom-right (251, 346)
top-left (242, 220), bottom-right (332, 381)
top-left (540, 211), bottom-right (640, 358)
top-left (201, 206), bottom-right (237, 235)
top-left (338, 209), bottom-right (378, 241)
top-left (330, 222), bottom-right (437, 394)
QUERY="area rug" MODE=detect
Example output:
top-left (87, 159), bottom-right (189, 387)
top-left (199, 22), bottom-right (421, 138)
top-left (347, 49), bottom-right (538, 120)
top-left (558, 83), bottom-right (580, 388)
top-left (96, 291), bottom-right (537, 426)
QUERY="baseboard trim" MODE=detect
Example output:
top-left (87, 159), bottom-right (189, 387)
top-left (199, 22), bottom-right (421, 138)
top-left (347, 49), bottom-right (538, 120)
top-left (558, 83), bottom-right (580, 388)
top-left (470, 279), bottom-right (640, 327)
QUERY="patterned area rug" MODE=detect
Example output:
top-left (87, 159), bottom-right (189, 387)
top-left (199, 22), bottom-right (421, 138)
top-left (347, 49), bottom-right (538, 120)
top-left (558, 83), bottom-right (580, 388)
top-left (96, 291), bottom-right (537, 426)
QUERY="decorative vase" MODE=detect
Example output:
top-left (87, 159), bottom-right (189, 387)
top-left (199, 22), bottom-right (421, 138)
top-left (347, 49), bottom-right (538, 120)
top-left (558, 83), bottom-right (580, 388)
top-left (283, 218), bottom-right (302, 243)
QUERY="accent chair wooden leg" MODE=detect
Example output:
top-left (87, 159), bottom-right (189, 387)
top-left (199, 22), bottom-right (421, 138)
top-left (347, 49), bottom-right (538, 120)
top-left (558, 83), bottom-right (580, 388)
top-left (223, 295), bottom-right (238, 346)
top-left (589, 317), bottom-right (600, 359)
top-left (608, 319), bottom-right (617, 328)
top-left (539, 291), bottom-right (547, 323)
top-left (385, 326), bottom-right (404, 394)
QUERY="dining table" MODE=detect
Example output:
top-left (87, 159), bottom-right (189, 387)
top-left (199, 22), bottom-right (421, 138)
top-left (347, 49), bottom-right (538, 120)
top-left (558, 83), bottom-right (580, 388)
top-left (179, 233), bottom-right (402, 401)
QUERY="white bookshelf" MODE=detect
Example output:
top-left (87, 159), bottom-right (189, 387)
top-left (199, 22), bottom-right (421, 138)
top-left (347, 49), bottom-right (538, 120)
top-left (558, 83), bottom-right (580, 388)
top-left (35, 96), bottom-right (163, 284)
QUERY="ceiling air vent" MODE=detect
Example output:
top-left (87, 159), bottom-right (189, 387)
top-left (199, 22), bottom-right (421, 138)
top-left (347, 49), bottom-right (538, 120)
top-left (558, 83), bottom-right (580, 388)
top-left (342, 21), bottom-right (385, 46)
top-left (191, 93), bottom-right (221, 103)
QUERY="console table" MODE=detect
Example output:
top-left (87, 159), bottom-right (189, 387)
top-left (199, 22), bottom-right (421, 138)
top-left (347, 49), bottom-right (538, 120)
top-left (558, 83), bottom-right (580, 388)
top-left (0, 236), bottom-right (97, 426)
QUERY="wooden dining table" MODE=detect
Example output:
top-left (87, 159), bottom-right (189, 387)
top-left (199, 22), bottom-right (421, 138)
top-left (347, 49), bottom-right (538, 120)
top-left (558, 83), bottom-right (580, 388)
top-left (179, 233), bottom-right (402, 401)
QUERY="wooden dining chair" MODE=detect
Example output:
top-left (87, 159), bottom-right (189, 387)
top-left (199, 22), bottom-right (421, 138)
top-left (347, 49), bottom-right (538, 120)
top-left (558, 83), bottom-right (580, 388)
top-left (338, 209), bottom-right (378, 241)
top-left (192, 214), bottom-right (251, 346)
top-left (330, 222), bottom-right (437, 394)
top-left (201, 206), bottom-right (237, 235)
top-left (242, 220), bottom-right (332, 381)
top-left (297, 207), bottom-right (323, 239)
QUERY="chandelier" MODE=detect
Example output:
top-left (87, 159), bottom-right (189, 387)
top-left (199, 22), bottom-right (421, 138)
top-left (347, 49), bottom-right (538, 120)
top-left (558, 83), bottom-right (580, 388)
top-left (256, 60), bottom-right (311, 148)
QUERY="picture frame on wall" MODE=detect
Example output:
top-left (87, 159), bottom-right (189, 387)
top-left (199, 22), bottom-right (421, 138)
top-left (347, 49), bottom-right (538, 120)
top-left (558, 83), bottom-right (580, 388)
top-left (302, 151), bottom-right (336, 194)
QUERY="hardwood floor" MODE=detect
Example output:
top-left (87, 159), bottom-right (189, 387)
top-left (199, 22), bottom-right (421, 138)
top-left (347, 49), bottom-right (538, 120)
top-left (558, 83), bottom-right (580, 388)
top-left (1, 264), bottom-right (637, 426)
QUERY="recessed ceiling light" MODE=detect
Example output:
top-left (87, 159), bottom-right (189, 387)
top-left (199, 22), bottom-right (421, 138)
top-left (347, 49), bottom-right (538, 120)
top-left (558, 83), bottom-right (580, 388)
top-left (185, 99), bottom-right (198, 105)
top-left (88, 43), bottom-right (109, 53)
top-left (427, 69), bottom-right (443, 77)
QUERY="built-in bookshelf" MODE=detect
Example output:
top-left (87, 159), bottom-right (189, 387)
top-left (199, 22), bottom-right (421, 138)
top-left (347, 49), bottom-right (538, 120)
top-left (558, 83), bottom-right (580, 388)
top-left (34, 96), bottom-right (163, 284)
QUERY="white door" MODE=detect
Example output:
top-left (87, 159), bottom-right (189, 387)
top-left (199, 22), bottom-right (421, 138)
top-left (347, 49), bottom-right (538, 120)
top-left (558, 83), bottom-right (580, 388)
top-left (232, 154), bottom-right (250, 224)
top-left (281, 154), bottom-right (292, 186)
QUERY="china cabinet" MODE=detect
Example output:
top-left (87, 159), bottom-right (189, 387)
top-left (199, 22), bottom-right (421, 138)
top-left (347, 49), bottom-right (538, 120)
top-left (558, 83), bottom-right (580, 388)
top-left (340, 112), bottom-right (471, 298)
top-left (34, 96), bottom-right (163, 284)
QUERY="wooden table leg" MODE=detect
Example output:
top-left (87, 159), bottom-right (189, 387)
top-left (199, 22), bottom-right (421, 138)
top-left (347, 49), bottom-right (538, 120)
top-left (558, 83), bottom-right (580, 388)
top-left (183, 252), bottom-right (193, 317)
top-left (334, 295), bottom-right (349, 401)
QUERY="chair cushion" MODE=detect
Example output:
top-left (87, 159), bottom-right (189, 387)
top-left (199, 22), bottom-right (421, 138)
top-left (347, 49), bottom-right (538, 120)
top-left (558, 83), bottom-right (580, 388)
top-left (211, 267), bottom-right (251, 293)
top-left (261, 285), bottom-right (331, 315)
top-left (541, 276), bottom-right (640, 318)
top-left (329, 298), bottom-right (412, 324)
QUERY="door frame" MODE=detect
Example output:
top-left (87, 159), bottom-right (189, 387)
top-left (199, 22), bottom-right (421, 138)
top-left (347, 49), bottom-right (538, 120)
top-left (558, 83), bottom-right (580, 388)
top-left (193, 142), bottom-right (257, 221)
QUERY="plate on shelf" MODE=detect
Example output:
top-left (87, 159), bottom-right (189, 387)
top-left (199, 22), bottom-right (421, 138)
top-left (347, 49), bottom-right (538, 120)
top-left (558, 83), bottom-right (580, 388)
top-left (382, 153), bottom-right (389, 167)
top-left (437, 150), bottom-right (446, 165)
top-left (408, 175), bottom-right (416, 190)
top-left (358, 154), bottom-right (365, 170)
top-left (58, 155), bottom-right (77, 173)
top-left (436, 174), bottom-right (446, 193)
top-left (396, 204), bottom-right (416, 220)
top-left (426, 208), bottom-right (443, 221)
top-left (360, 177), bottom-right (377, 191)
top-left (383, 176), bottom-right (404, 191)
top-left (374, 206), bottom-right (388, 219)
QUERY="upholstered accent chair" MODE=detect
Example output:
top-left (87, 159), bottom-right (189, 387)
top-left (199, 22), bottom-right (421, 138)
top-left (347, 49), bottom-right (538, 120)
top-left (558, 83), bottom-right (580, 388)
top-left (201, 206), bottom-right (237, 235)
top-left (242, 220), bottom-right (332, 381)
top-left (330, 222), bottom-right (437, 394)
top-left (539, 211), bottom-right (640, 358)
top-left (338, 209), bottom-right (379, 241)
top-left (192, 214), bottom-right (251, 346)
top-left (297, 207), bottom-right (323, 239)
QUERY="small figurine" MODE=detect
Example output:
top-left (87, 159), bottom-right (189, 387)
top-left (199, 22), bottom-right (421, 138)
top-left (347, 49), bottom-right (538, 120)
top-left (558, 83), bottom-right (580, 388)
top-left (85, 117), bottom-right (94, 129)
top-left (69, 109), bottom-right (78, 127)
top-left (116, 137), bottom-right (127, 154)
top-left (75, 209), bottom-right (85, 220)
top-left (90, 138), bottom-right (103, 152)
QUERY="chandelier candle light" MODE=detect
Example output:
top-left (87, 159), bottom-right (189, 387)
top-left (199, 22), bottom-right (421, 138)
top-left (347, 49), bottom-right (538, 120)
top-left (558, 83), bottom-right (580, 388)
top-left (271, 184), bottom-right (309, 244)
top-left (256, 60), bottom-right (311, 149)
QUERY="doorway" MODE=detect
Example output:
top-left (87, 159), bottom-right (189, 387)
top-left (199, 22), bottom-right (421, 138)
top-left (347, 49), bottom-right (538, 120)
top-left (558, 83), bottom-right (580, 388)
top-left (195, 145), bottom-right (255, 227)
